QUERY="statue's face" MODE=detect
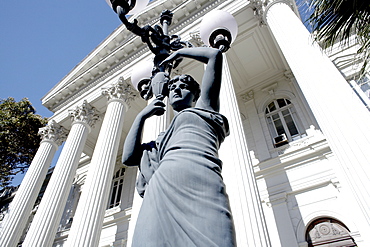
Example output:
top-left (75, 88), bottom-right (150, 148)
top-left (169, 80), bottom-right (195, 111)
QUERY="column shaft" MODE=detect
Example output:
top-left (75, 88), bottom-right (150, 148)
top-left (22, 122), bottom-right (91, 246)
top-left (126, 98), bottom-right (169, 247)
top-left (0, 141), bottom-right (57, 247)
top-left (265, 1), bottom-right (370, 240)
top-left (66, 100), bottom-right (125, 247)
top-left (271, 200), bottom-right (298, 247)
top-left (219, 55), bottom-right (271, 247)
top-left (66, 79), bottom-right (137, 247)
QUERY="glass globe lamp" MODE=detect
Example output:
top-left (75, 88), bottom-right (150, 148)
top-left (105, 0), bottom-right (149, 15)
top-left (200, 10), bottom-right (238, 52)
top-left (131, 60), bottom-right (153, 99)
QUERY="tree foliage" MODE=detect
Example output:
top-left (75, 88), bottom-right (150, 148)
top-left (0, 98), bottom-right (48, 189)
top-left (307, 0), bottom-right (370, 78)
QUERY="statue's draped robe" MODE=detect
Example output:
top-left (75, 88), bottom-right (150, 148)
top-left (132, 108), bottom-right (236, 247)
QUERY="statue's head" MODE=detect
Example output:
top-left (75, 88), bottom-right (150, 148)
top-left (168, 74), bottom-right (200, 111)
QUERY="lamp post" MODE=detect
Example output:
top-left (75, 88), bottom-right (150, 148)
top-left (106, 0), bottom-right (238, 100)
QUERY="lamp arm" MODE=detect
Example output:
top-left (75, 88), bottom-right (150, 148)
top-left (117, 7), bottom-right (146, 36)
top-left (116, 7), bottom-right (164, 56)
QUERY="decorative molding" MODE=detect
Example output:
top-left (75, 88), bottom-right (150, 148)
top-left (69, 100), bottom-right (100, 128)
top-left (261, 82), bottom-right (278, 95)
top-left (251, 0), bottom-right (269, 26)
top-left (102, 77), bottom-right (137, 107)
top-left (189, 31), bottom-right (205, 47)
top-left (38, 120), bottom-right (68, 146)
top-left (284, 70), bottom-right (294, 81)
top-left (251, 0), bottom-right (295, 26)
top-left (307, 221), bottom-right (350, 244)
top-left (241, 90), bottom-right (254, 102)
top-left (262, 192), bottom-right (287, 207)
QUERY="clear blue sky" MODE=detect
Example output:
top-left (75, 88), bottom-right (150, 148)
top-left (0, 0), bottom-right (123, 186)
top-left (0, 0), bottom-right (121, 118)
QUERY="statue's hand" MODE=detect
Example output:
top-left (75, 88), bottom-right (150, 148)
top-left (140, 98), bottom-right (166, 119)
top-left (160, 50), bottom-right (181, 69)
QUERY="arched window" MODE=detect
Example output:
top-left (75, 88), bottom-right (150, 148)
top-left (107, 167), bottom-right (125, 209)
top-left (265, 98), bottom-right (304, 147)
top-left (306, 218), bottom-right (356, 247)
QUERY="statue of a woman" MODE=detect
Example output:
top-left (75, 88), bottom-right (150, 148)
top-left (123, 47), bottom-right (236, 246)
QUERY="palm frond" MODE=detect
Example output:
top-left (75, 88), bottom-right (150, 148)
top-left (307, 0), bottom-right (370, 77)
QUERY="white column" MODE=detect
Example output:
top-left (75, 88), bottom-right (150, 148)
top-left (265, 0), bottom-right (370, 241)
top-left (126, 97), bottom-right (170, 247)
top-left (66, 78), bottom-right (137, 247)
top-left (0, 120), bottom-right (67, 247)
top-left (266, 193), bottom-right (299, 247)
top-left (219, 54), bottom-right (271, 247)
top-left (22, 101), bottom-right (99, 247)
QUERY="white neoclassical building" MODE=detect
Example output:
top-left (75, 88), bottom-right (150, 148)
top-left (1, 0), bottom-right (370, 246)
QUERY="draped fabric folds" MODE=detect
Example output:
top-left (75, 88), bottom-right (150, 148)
top-left (133, 108), bottom-right (236, 247)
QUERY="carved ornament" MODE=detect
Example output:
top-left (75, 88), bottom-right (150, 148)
top-left (69, 100), bottom-right (100, 128)
top-left (241, 90), bottom-right (254, 102)
top-left (38, 120), bottom-right (68, 146)
top-left (102, 77), bottom-right (137, 107)
top-left (251, 0), bottom-right (295, 26)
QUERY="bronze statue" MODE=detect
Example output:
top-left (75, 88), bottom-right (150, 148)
top-left (123, 47), bottom-right (236, 246)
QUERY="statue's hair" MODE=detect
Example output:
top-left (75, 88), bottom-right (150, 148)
top-left (168, 74), bottom-right (201, 101)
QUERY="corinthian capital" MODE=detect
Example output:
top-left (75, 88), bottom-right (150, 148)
top-left (69, 100), bottom-right (100, 128)
top-left (38, 120), bottom-right (68, 146)
top-left (251, 0), bottom-right (294, 25)
top-left (102, 77), bottom-right (137, 107)
top-left (251, 0), bottom-right (268, 25)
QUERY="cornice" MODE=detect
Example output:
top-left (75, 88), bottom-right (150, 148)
top-left (42, 0), bottom-right (226, 113)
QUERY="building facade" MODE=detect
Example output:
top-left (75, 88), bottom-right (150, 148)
top-left (1, 0), bottom-right (370, 246)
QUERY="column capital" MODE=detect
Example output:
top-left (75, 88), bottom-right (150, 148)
top-left (38, 120), bottom-right (68, 146)
top-left (69, 100), bottom-right (100, 129)
top-left (102, 77), bottom-right (137, 107)
top-left (251, 0), bottom-right (295, 25)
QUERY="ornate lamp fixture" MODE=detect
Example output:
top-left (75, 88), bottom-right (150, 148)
top-left (130, 60), bottom-right (153, 99)
top-left (200, 10), bottom-right (238, 53)
top-left (106, 1), bottom-right (237, 100)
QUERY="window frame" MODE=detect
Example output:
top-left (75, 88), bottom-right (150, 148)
top-left (265, 98), bottom-right (304, 147)
top-left (107, 167), bottom-right (126, 209)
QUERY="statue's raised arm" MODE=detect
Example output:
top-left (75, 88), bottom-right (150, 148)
top-left (161, 47), bottom-right (223, 112)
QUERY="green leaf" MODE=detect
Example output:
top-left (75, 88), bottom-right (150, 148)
top-left (0, 97), bottom-right (48, 190)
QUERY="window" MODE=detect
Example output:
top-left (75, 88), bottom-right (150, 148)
top-left (107, 167), bottom-right (125, 209)
top-left (265, 98), bottom-right (304, 147)
top-left (356, 73), bottom-right (370, 99)
top-left (351, 73), bottom-right (370, 110)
